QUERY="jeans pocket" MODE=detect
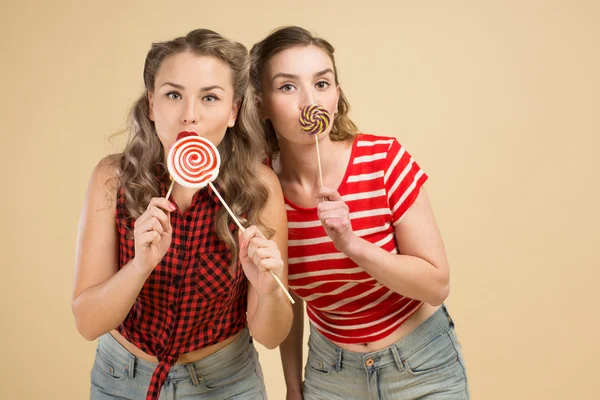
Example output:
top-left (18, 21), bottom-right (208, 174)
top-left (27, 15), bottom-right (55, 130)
top-left (199, 349), bottom-right (258, 390)
top-left (403, 330), bottom-right (460, 376)
top-left (92, 349), bottom-right (128, 381)
top-left (306, 349), bottom-right (333, 375)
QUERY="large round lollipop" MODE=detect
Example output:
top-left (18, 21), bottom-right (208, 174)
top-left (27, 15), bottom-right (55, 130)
top-left (299, 104), bottom-right (331, 188)
top-left (166, 132), bottom-right (235, 227)
top-left (167, 132), bottom-right (220, 189)
top-left (165, 132), bottom-right (295, 304)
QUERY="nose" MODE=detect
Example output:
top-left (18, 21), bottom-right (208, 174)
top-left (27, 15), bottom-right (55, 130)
top-left (299, 88), bottom-right (317, 110)
top-left (181, 98), bottom-right (199, 125)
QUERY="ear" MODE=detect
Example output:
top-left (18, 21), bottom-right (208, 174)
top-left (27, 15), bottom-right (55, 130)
top-left (148, 91), bottom-right (155, 121)
top-left (227, 100), bottom-right (241, 127)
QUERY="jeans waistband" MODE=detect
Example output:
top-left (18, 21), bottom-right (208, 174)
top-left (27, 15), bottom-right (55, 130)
top-left (97, 328), bottom-right (252, 381)
top-left (308, 305), bottom-right (454, 372)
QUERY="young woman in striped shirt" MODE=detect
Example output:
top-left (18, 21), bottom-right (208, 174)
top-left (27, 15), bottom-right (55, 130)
top-left (251, 26), bottom-right (469, 399)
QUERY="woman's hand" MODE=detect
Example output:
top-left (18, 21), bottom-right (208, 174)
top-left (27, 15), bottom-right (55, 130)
top-left (239, 225), bottom-right (284, 296)
top-left (316, 187), bottom-right (358, 253)
top-left (133, 197), bottom-right (174, 271)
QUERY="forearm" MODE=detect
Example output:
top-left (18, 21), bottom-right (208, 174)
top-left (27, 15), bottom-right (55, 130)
top-left (72, 259), bottom-right (151, 340)
top-left (347, 237), bottom-right (449, 305)
top-left (279, 294), bottom-right (305, 393)
top-left (248, 289), bottom-right (293, 349)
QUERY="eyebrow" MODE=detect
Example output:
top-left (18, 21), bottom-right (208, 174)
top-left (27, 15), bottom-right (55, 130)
top-left (271, 68), bottom-right (334, 82)
top-left (160, 82), bottom-right (225, 91)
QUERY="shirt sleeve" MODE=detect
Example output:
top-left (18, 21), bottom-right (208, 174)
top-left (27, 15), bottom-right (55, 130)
top-left (383, 138), bottom-right (429, 225)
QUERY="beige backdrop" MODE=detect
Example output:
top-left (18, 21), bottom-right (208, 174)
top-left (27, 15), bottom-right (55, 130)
top-left (2, 0), bottom-right (598, 399)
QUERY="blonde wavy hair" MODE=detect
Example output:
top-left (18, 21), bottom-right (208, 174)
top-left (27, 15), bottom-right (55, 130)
top-left (115, 29), bottom-right (271, 270)
top-left (249, 26), bottom-right (359, 155)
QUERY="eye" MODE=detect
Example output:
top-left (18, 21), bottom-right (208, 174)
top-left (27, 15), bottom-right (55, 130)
top-left (203, 95), bottom-right (219, 102)
top-left (278, 84), bottom-right (296, 92)
top-left (316, 81), bottom-right (330, 89)
top-left (166, 91), bottom-right (181, 100)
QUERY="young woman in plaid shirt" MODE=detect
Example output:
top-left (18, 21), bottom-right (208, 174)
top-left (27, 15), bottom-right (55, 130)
top-left (73, 29), bottom-right (292, 400)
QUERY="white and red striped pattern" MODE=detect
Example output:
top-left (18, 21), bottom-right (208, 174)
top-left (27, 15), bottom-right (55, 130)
top-left (286, 134), bottom-right (428, 344)
top-left (167, 134), bottom-right (220, 189)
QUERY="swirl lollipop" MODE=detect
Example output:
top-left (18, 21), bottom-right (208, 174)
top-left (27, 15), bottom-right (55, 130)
top-left (299, 104), bottom-right (331, 188)
top-left (300, 104), bottom-right (331, 135)
top-left (166, 132), bottom-right (241, 231)
top-left (167, 132), bottom-right (220, 189)
top-left (165, 132), bottom-right (295, 304)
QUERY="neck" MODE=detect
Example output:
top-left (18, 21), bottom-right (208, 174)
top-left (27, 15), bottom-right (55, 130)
top-left (275, 135), bottom-right (350, 193)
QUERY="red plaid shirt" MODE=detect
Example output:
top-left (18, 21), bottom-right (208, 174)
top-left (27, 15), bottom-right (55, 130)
top-left (115, 169), bottom-right (247, 400)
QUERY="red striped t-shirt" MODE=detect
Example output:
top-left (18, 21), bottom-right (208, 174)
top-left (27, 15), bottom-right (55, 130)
top-left (285, 133), bottom-right (428, 344)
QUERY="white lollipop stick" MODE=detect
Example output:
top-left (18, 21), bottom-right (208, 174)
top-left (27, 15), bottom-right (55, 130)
top-left (315, 135), bottom-right (324, 189)
top-left (208, 181), bottom-right (295, 304)
top-left (165, 179), bottom-right (175, 200)
top-left (168, 133), bottom-right (294, 304)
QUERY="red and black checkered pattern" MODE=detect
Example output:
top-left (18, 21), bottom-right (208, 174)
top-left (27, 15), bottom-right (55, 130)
top-left (115, 173), bottom-right (247, 400)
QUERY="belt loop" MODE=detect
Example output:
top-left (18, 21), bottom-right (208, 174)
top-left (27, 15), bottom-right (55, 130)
top-left (187, 363), bottom-right (201, 386)
top-left (390, 346), bottom-right (403, 371)
top-left (127, 353), bottom-right (136, 378)
top-left (442, 304), bottom-right (454, 327)
top-left (335, 347), bottom-right (343, 372)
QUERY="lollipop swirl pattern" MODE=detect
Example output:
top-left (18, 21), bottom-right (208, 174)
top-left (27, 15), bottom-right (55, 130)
top-left (300, 104), bottom-right (331, 135)
top-left (167, 134), bottom-right (221, 189)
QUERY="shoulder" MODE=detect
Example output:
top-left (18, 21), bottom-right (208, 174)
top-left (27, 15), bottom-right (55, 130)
top-left (351, 133), bottom-right (399, 154)
top-left (258, 164), bottom-right (286, 219)
top-left (249, 162), bottom-right (287, 242)
top-left (346, 134), bottom-right (403, 169)
top-left (92, 154), bottom-right (120, 180)
top-left (355, 133), bottom-right (397, 144)
top-left (86, 154), bottom-right (121, 209)
top-left (257, 163), bottom-right (283, 198)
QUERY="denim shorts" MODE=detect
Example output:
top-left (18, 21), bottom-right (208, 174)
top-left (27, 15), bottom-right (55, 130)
top-left (303, 305), bottom-right (469, 400)
top-left (90, 328), bottom-right (267, 399)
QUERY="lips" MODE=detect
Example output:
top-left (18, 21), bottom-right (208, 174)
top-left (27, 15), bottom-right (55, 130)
top-left (176, 131), bottom-right (198, 140)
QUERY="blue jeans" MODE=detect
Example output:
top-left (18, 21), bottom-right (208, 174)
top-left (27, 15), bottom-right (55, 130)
top-left (303, 305), bottom-right (469, 399)
top-left (90, 328), bottom-right (266, 399)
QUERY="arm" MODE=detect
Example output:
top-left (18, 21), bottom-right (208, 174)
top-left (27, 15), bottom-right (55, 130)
top-left (243, 165), bottom-right (293, 349)
top-left (317, 187), bottom-right (449, 306)
top-left (71, 157), bottom-right (174, 340)
top-left (279, 293), bottom-right (305, 400)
